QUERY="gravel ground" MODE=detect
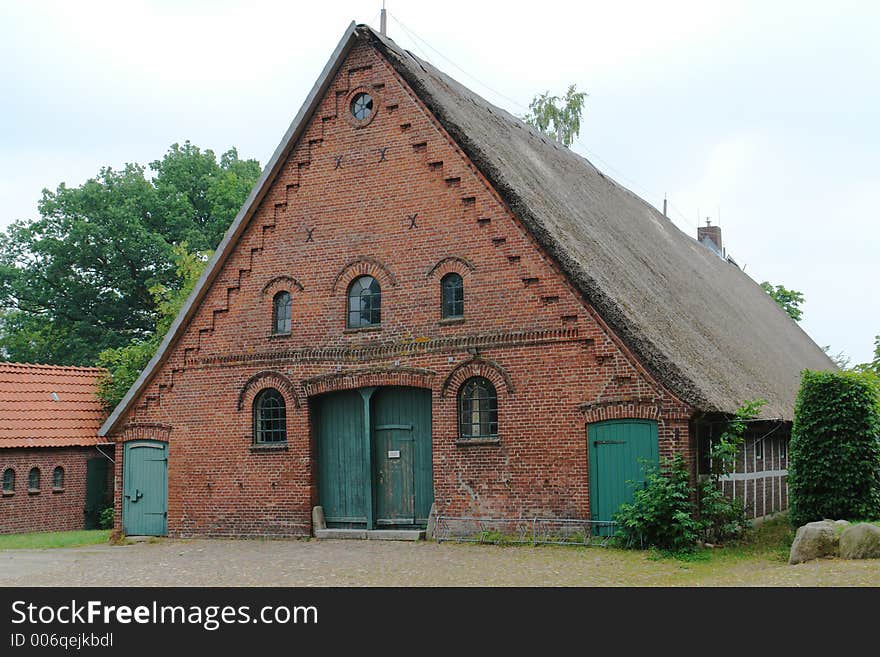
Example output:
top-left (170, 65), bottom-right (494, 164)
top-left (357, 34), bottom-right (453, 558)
top-left (1, 538), bottom-right (878, 587)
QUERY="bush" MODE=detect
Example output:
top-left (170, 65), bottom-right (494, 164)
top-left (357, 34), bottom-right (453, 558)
top-left (789, 370), bottom-right (880, 526)
top-left (98, 507), bottom-right (115, 530)
top-left (614, 455), bottom-right (702, 552)
top-left (698, 478), bottom-right (748, 544)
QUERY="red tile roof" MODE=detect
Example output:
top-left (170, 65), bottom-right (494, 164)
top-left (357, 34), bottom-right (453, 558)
top-left (0, 362), bottom-right (107, 448)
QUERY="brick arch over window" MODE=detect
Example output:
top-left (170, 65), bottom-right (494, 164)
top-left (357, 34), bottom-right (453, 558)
top-left (261, 275), bottom-right (304, 297)
top-left (440, 358), bottom-right (513, 399)
top-left (330, 257), bottom-right (397, 294)
top-left (301, 367), bottom-right (436, 398)
top-left (237, 370), bottom-right (301, 411)
top-left (425, 256), bottom-right (476, 280)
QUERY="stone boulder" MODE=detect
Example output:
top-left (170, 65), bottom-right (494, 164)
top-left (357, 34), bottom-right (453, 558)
top-left (839, 523), bottom-right (880, 560)
top-left (789, 520), bottom-right (840, 564)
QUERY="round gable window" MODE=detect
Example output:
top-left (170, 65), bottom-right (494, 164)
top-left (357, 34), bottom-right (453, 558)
top-left (350, 92), bottom-right (374, 121)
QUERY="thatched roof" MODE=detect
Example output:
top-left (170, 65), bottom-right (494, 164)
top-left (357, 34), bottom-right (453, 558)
top-left (100, 23), bottom-right (834, 435)
top-left (364, 26), bottom-right (834, 419)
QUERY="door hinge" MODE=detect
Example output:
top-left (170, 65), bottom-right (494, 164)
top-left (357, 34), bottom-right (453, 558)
top-left (594, 440), bottom-right (626, 445)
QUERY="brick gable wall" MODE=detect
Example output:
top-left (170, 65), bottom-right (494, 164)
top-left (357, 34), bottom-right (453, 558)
top-left (110, 41), bottom-right (693, 537)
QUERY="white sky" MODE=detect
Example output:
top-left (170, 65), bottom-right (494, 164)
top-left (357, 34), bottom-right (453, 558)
top-left (1, 0), bottom-right (877, 363)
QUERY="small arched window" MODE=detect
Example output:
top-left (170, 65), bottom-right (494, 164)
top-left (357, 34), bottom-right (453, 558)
top-left (28, 467), bottom-right (40, 491)
top-left (441, 273), bottom-right (464, 319)
top-left (53, 466), bottom-right (65, 489)
top-left (2, 468), bottom-right (14, 494)
top-left (253, 388), bottom-right (287, 444)
top-left (458, 377), bottom-right (498, 440)
top-left (347, 276), bottom-right (381, 328)
top-left (272, 291), bottom-right (292, 335)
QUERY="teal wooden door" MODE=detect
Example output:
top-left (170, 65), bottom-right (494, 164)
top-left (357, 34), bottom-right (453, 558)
top-left (122, 441), bottom-right (168, 536)
top-left (84, 457), bottom-right (110, 529)
top-left (588, 420), bottom-right (659, 526)
top-left (315, 390), bottom-right (367, 526)
top-left (372, 387), bottom-right (433, 526)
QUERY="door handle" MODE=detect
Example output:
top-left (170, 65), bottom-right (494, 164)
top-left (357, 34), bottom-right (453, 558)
top-left (125, 489), bottom-right (143, 503)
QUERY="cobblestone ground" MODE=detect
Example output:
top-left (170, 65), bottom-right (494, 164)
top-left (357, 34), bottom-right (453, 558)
top-left (1, 538), bottom-right (878, 586)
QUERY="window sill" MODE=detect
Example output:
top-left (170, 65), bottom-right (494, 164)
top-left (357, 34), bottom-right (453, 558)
top-left (343, 325), bottom-right (382, 335)
top-left (1, 491), bottom-right (13, 498)
top-left (438, 317), bottom-right (465, 325)
top-left (455, 437), bottom-right (501, 447)
top-left (250, 443), bottom-right (288, 453)
top-left (27, 489), bottom-right (40, 495)
top-left (268, 332), bottom-right (292, 340)
top-left (52, 487), bottom-right (65, 494)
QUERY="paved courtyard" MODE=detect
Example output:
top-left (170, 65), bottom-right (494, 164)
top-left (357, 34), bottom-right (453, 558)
top-left (2, 538), bottom-right (879, 586)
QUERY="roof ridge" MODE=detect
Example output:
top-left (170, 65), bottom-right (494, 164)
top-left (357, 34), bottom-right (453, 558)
top-left (0, 361), bottom-right (107, 372)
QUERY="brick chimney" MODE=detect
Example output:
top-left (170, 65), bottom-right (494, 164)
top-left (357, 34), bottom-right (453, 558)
top-left (697, 220), bottom-right (723, 257)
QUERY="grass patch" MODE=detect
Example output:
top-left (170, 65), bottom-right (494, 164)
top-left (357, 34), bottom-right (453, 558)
top-left (0, 530), bottom-right (111, 550)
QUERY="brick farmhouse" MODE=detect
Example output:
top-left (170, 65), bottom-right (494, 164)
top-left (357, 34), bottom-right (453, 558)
top-left (1, 363), bottom-right (113, 534)
top-left (99, 24), bottom-right (834, 537)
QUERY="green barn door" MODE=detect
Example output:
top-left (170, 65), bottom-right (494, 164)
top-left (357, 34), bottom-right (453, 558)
top-left (588, 420), bottom-right (659, 528)
top-left (372, 387), bottom-right (433, 526)
top-left (316, 390), bottom-right (367, 527)
top-left (84, 457), bottom-right (110, 529)
top-left (122, 441), bottom-right (168, 536)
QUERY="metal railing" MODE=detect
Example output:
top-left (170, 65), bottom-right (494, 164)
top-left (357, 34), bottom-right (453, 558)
top-left (434, 516), bottom-right (617, 547)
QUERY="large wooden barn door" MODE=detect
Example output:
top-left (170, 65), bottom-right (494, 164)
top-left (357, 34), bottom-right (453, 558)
top-left (315, 390), bottom-right (368, 527)
top-left (122, 440), bottom-right (168, 536)
top-left (315, 387), bottom-right (433, 529)
top-left (372, 387), bottom-right (433, 526)
top-left (588, 420), bottom-right (659, 529)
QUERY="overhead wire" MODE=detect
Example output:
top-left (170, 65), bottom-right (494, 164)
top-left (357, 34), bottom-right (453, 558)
top-left (385, 11), bottom-right (701, 232)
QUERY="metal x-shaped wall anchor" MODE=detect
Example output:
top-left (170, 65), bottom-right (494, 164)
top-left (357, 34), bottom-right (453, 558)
top-left (334, 154), bottom-right (344, 169)
top-left (407, 213), bottom-right (418, 229)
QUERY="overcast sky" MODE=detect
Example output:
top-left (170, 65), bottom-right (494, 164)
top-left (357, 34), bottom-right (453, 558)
top-left (1, 0), bottom-right (877, 363)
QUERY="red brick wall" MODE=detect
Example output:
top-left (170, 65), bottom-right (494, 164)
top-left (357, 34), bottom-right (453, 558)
top-left (0, 447), bottom-right (113, 535)
top-left (110, 38), bottom-right (694, 537)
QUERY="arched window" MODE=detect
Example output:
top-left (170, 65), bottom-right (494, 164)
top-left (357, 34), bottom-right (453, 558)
top-left (2, 468), bottom-right (13, 493)
top-left (458, 377), bottom-right (498, 440)
top-left (53, 466), bottom-right (65, 489)
top-left (253, 388), bottom-right (287, 444)
top-left (441, 273), bottom-right (464, 319)
top-left (272, 291), bottom-right (292, 335)
top-left (347, 276), bottom-right (381, 328)
top-left (28, 467), bottom-right (40, 491)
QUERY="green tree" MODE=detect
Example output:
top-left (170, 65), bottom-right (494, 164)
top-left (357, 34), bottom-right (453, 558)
top-left (96, 244), bottom-right (209, 409)
top-left (0, 142), bottom-right (259, 365)
top-left (523, 84), bottom-right (587, 147)
top-left (760, 281), bottom-right (804, 321)
top-left (789, 370), bottom-right (880, 525)
top-left (699, 399), bottom-right (765, 543)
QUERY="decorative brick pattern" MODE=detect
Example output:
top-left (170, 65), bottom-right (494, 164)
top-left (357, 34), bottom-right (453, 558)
top-left (109, 40), bottom-right (697, 537)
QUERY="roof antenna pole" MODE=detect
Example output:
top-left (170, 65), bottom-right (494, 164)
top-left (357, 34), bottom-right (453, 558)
top-left (662, 194), bottom-right (667, 218)
top-left (380, 2), bottom-right (387, 35)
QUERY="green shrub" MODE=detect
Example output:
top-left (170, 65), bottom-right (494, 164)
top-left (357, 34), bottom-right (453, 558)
top-left (698, 478), bottom-right (748, 543)
top-left (789, 370), bottom-right (880, 526)
top-left (698, 399), bottom-right (763, 543)
top-left (98, 507), bottom-right (115, 530)
top-left (614, 455), bottom-right (701, 552)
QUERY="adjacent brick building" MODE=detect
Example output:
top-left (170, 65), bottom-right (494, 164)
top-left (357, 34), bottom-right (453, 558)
top-left (0, 363), bottom-right (113, 534)
top-left (99, 24), bottom-right (834, 538)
